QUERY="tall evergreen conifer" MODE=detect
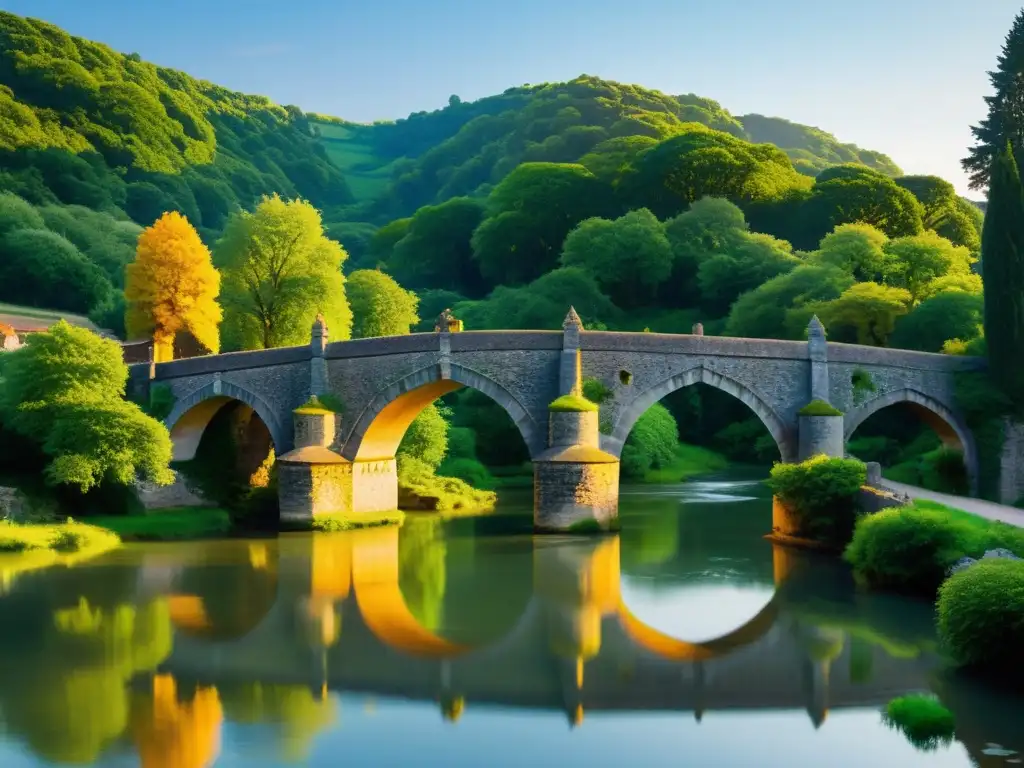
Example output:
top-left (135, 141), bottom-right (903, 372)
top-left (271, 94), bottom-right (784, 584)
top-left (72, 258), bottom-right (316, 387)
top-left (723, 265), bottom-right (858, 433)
top-left (963, 10), bottom-right (1024, 190)
top-left (980, 144), bottom-right (1024, 402)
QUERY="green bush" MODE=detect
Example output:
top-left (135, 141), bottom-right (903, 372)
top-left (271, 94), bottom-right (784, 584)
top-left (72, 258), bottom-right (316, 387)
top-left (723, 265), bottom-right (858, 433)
top-left (843, 506), bottom-right (980, 595)
top-left (621, 402), bottom-right (678, 480)
top-left (582, 377), bottom-right (614, 404)
top-left (798, 399), bottom-right (843, 416)
top-left (937, 559), bottom-right (1024, 684)
top-left (548, 394), bottom-right (599, 412)
top-left (882, 695), bottom-right (956, 750)
top-left (436, 457), bottom-right (495, 490)
top-left (766, 455), bottom-right (866, 546)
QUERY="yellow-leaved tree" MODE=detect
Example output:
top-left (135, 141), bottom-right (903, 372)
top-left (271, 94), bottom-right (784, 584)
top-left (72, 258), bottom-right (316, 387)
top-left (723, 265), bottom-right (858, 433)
top-left (125, 212), bottom-right (222, 362)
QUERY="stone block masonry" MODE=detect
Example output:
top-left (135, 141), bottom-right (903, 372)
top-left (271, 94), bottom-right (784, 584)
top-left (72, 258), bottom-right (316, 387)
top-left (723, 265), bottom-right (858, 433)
top-left (143, 312), bottom-right (1011, 525)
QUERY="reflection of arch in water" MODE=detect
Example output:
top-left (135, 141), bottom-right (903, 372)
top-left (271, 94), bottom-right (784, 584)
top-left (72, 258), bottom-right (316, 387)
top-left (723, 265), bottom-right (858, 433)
top-left (844, 387), bottom-right (979, 494)
top-left (558, 537), bottom-right (784, 664)
top-left (168, 543), bottom-right (280, 642)
top-left (607, 365), bottom-right (796, 462)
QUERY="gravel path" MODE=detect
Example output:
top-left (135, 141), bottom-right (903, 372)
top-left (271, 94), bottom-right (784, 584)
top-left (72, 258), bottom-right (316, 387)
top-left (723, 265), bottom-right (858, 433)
top-left (883, 480), bottom-right (1024, 528)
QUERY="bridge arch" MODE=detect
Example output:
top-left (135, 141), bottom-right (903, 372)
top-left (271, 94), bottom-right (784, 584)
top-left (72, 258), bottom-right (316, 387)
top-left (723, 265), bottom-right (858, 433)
top-left (341, 362), bottom-right (545, 461)
top-left (844, 387), bottom-right (979, 494)
top-left (165, 379), bottom-right (289, 462)
top-left (605, 365), bottom-right (796, 462)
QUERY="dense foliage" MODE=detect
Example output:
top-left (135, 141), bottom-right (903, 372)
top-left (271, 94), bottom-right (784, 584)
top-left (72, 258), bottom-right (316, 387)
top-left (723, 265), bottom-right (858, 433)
top-left (843, 503), bottom-right (1024, 596)
top-left (937, 559), bottom-right (1024, 685)
top-left (215, 195), bottom-right (352, 350)
top-left (0, 321), bottom-right (172, 492)
top-left (0, 12), bottom-right (350, 234)
top-left (125, 211), bottom-right (221, 359)
top-left (347, 269), bottom-right (419, 338)
top-left (766, 456), bottom-right (866, 546)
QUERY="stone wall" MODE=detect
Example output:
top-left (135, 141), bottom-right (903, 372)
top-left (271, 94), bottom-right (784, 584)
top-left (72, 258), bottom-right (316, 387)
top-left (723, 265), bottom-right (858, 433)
top-left (534, 461), bottom-right (619, 531)
top-left (1000, 419), bottom-right (1024, 505)
top-left (136, 472), bottom-right (207, 510)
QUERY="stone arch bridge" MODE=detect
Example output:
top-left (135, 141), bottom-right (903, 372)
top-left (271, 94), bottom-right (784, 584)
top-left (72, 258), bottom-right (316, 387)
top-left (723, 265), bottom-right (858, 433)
top-left (129, 311), bottom-right (988, 529)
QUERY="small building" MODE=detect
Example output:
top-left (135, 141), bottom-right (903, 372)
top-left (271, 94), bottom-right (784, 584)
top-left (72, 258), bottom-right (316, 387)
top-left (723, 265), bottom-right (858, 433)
top-left (0, 323), bottom-right (20, 351)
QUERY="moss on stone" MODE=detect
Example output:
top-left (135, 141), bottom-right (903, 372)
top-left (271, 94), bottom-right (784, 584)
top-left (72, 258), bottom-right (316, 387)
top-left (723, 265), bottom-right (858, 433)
top-left (295, 394), bottom-right (344, 415)
top-left (567, 517), bottom-right (620, 534)
top-left (309, 510), bottom-right (405, 532)
top-left (548, 394), bottom-right (599, 412)
top-left (798, 399), bottom-right (844, 417)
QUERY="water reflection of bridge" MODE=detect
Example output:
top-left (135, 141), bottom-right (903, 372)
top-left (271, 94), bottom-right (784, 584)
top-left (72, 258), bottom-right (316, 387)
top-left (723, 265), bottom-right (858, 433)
top-left (158, 529), bottom-right (935, 726)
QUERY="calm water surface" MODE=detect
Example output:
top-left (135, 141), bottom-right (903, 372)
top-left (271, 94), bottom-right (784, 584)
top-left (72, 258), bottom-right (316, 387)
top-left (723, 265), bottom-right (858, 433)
top-left (1, 472), bottom-right (1021, 767)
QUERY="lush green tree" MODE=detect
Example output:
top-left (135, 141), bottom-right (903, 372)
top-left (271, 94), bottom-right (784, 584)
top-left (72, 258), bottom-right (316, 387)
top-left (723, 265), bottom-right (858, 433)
top-left (347, 269), bottom-right (420, 338)
top-left (216, 195), bottom-right (352, 350)
top-left (0, 228), bottom-right (111, 313)
top-left (662, 197), bottom-right (749, 305)
top-left (881, 231), bottom-right (975, 304)
top-left (725, 264), bottom-right (853, 339)
top-left (963, 9), bottom-right (1024, 189)
top-left (560, 208), bottom-right (673, 308)
top-left (455, 267), bottom-right (619, 330)
top-left (388, 197), bottom-right (486, 296)
top-left (697, 231), bottom-right (800, 315)
top-left (365, 217), bottom-right (411, 268)
top-left (0, 321), bottom-right (173, 491)
top-left (933, 199), bottom-right (983, 254)
top-left (621, 403), bottom-right (679, 479)
top-left (579, 135), bottom-right (659, 181)
top-left (979, 144), bottom-right (1024, 402)
top-left (0, 191), bottom-right (44, 237)
top-left (895, 175), bottom-right (959, 227)
top-left (917, 272), bottom-right (983, 302)
top-left (398, 404), bottom-right (449, 470)
top-left (889, 291), bottom-right (983, 353)
top-left (800, 165), bottom-right (925, 245)
top-left (471, 162), bottom-right (615, 286)
top-left (813, 282), bottom-right (912, 346)
top-left (814, 222), bottom-right (889, 282)
top-left (622, 125), bottom-right (811, 219)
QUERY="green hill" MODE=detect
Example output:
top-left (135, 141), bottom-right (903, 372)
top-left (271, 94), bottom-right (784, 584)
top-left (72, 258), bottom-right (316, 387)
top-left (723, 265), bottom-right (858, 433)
top-left (312, 75), bottom-right (902, 222)
top-left (0, 11), bottom-right (352, 238)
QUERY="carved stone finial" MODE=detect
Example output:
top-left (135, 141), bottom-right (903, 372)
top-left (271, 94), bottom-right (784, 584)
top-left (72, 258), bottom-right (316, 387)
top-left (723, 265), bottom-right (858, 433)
top-left (808, 315), bottom-right (825, 339)
top-left (563, 306), bottom-right (584, 331)
top-left (311, 312), bottom-right (328, 356)
top-left (692, 322), bottom-right (704, 336)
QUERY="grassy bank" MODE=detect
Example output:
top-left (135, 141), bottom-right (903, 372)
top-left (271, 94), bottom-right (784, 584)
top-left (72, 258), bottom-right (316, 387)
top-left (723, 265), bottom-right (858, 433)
top-left (309, 510), bottom-right (406, 532)
top-left (643, 443), bottom-right (730, 483)
top-left (87, 507), bottom-right (233, 541)
top-left (0, 519), bottom-right (121, 586)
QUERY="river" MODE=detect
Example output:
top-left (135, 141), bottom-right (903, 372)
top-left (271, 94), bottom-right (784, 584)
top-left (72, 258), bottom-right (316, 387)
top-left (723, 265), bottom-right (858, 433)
top-left (0, 472), bottom-right (1021, 767)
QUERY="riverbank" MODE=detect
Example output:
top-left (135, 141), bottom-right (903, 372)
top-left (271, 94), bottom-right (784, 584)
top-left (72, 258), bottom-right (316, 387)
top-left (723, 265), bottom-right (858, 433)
top-left (0, 519), bottom-right (121, 587)
top-left (881, 480), bottom-right (1024, 528)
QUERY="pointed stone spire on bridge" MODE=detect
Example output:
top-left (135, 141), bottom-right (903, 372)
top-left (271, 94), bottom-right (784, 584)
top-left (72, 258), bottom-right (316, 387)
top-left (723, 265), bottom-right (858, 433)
top-left (806, 314), bottom-right (829, 407)
top-left (311, 313), bottom-right (329, 357)
top-left (563, 306), bottom-right (584, 332)
top-left (560, 307), bottom-right (584, 395)
top-left (808, 314), bottom-right (825, 343)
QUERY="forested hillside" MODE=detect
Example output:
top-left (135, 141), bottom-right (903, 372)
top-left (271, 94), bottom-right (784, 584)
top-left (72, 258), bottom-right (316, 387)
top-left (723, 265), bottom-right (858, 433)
top-left (0, 11), bottom-right (351, 241)
top-left (314, 76), bottom-right (905, 225)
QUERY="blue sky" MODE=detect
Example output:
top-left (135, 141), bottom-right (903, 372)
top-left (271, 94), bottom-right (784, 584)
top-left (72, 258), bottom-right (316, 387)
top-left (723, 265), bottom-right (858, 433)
top-left (2, 0), bottom-right (1020, 196)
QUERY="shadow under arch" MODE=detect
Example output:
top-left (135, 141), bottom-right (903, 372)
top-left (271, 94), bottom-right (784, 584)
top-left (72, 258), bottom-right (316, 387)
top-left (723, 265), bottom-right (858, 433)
top-left (165, 379), bottom-right (288, 462)
top-left (844, 387), bottom-right (979, 494)
top-left (340, 362), bottom-right (545, 461)
top-left (605, 364), bottom-right (796, 462)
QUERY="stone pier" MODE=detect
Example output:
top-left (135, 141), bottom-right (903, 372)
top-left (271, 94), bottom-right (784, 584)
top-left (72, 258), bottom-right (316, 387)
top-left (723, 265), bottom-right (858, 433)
top-left (533, 309), bottom-right (620, 533)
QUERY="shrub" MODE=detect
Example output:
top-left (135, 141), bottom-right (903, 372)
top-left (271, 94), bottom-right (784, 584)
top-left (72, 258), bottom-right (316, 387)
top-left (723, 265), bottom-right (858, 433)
top-left (843, 506), bottom-right (983, 595)
top-left (582, 377), bottom-right (613, 404)
top-left (882, 695), bottom-right (956, 750)
top-left (621, 402), bottom-right (678, 479)
top-left (548, 394), bottom-right (599, 412)
top-left (436, 457), bottom-right (495, 489)
top-left (937, 559), bottom-right (1024, 684)
top-left (797, 399), bottom-right (843, 416)
top-left (766, 455), bottom-right (866, 546)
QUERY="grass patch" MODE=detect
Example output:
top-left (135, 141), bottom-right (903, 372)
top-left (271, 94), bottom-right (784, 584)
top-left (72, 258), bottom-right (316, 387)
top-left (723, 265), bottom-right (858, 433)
top-left (844, 499), bottom-right (1024, 596)
top-left (883, 695), bottom-right (955, 750)
top-left (295, 394), bottom-right (343, 415)
top-left (798, 399), bottom-right (843, 416)
top-left (87, 507), bottom-right (232, 541)
top-left (310, 510), bottom-right (405, 532)
top-left (0, 519), bottom-right (121, 584)
top-left (643, 442), bottom-right (728, 483)
top-left (548, 394), bottom-right (599, 412)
